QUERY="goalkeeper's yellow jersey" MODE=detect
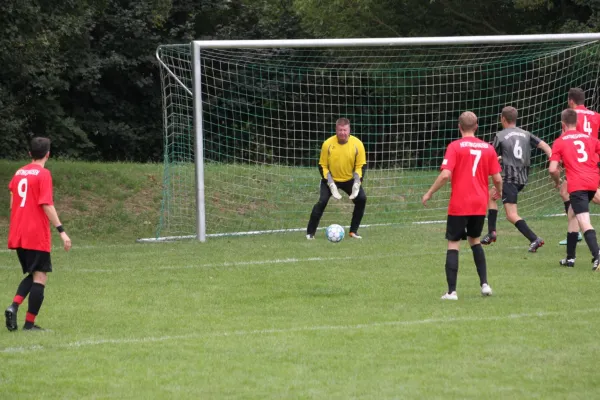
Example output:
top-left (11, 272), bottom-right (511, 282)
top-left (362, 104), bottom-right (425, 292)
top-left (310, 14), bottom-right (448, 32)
top-left (319, 135), bottom-right (366, 182)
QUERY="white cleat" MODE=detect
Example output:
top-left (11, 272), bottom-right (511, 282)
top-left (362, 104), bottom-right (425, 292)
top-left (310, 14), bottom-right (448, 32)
top-left (481, 283), bottom-right (493, 296)
top-left (306, 234), bottom-right (314, 240)
top-left (441, 291), bottom-right (458, 300)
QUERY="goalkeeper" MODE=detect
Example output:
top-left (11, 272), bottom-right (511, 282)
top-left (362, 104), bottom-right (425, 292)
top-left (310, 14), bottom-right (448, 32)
top-left (306, 118), bottom-right (367, 239)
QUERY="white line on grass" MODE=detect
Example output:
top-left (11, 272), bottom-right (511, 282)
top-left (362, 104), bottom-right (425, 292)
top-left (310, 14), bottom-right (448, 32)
top-left (0, 246), bottom-right (527, 273)
top-left (2, 308), bottom-right (599, 354)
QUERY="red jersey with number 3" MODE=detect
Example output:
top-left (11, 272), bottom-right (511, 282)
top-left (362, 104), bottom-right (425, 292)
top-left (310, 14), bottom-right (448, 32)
top-left (550, 130), bottom-right (600, 193)
top-left (441, 137), bottom-right (501, 216)
top-left (8, 163), bottom-right (54, 252)
top-left (575, 105), bottom-right (600, 139)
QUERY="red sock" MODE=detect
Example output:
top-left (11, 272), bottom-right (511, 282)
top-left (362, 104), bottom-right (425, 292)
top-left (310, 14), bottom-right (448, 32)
top-left (25, 312), bottom-right (36, 324)
top-left (12, 295), bottom-right (25, 306)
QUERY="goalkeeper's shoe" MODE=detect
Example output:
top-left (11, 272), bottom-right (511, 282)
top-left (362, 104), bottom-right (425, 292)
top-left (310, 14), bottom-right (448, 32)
top-left (306, 234), bottom-right (314, 240)
top-left (559, 258), bottom-right (575, 268)
top-left (528, 237), bottom-right (544, 253)
top-left (559, 231), bottom-right (583, 245)
top-left (5, 305), bottom-right (18, 332)
top-left (349, 232), bottom-right (362, 239)
top-left (440, 291), bottom-right (458, 300)
top-left (481, 231), bottom-right (496, 245)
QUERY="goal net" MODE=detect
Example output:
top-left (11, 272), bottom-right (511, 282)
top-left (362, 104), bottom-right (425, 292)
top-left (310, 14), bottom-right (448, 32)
top-left (151, 36), bottom-right (600, 241)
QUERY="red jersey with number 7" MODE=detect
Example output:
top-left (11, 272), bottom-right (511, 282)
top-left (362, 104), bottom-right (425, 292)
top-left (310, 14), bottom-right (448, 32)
top-left (574, 105), bottom-right (600, 139)
top-left (441, 137), bottom-right (501, 216)
top-left (8, 163), bottom-right (54, 252)
top-left (550, 130), bottom-right (600, 193)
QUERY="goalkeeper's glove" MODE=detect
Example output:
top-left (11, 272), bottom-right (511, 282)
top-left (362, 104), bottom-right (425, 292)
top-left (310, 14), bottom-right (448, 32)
top-left (329, 183), bottom-right (342, 200)
top-left (349, 182), bottom-right (361, 200)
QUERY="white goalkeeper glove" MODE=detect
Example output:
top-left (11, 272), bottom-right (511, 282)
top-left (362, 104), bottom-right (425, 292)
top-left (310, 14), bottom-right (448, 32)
top-left (329, 183), bottom-right (342, 200)
top-left (349, 182), bottom-right (361, 200)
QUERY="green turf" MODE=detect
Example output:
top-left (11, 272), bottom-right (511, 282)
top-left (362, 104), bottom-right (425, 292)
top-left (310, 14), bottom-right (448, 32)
top-left (1, 218), bottom-right (599, 399)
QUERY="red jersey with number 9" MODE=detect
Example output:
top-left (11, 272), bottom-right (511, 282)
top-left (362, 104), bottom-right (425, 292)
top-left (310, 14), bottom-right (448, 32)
top-left (575, 105), bottom-right (600, 139)
top-left (550, 130), bottom-right (600, 193)
top-left (441, 137), bottom-right (501, 216)
top-left (7, 163), bottom-right (54, 252)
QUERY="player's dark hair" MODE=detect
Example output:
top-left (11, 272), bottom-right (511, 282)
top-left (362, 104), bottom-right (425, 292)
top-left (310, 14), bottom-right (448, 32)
top-left (336, 117), bottom-right (351, 126)
top-left (30, 137), bottom-right (51, 160)
top-left (501, 106), bottom-right (518, 123)
top-left (561, 108), bottom-right (578, 127)
top-left (568, 88), bottom-right (585, 105)
top-left (458, 111), bottom-right (478, 132)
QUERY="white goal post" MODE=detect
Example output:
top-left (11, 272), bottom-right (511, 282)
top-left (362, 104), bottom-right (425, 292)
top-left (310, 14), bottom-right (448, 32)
top-left (144, 33), bottom-right (600, 242)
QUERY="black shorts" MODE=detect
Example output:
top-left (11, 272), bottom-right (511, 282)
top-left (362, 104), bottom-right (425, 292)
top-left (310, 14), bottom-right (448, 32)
top-left (16, 248), bottom-right (52, 274)
top-left (502, 182), bottom-right (525, 204)
top-left (445, 215), bottom-right (486, 241)
top-left (569, 190), bottom-right (596, 215)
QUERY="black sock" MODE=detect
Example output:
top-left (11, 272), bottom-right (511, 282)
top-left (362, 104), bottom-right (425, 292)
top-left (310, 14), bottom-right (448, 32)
top-left (471, 244), bottom-right (487, 286)
top-left (564, 201), bottom-right (571, 215)
top-left (445, 249), bottom-right (459, 293)
top-left (566, 232), bottom-right (579, 259)
top-left (584, 229), bottom-right (600, 259)
top-left (514, 219), bottom-right (538, 242)
top-left (12, 274), bottom-right (33, 308)
top-left (488, 209), bottom-right (498, 233)
top-left (25, 283), bottom-right (45, 328)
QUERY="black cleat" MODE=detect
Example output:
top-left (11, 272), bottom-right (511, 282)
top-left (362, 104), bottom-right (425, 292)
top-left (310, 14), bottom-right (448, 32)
top-left (528, 238), bottom-right (545, 253)
top-left (23, 324), bottom-right (44, 331)
top-left (559, 258), bottom-right (575, 268)
top-left (5, 305), bottom-right (18, 332)
top-left (481, 231), bottom-right (497, 245)
top-left (593, 252), bottom-right (600, 271)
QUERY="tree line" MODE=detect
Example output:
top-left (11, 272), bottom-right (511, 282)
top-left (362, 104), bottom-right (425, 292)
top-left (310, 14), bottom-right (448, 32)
top-left (1, 0), bottom-right (599, 162)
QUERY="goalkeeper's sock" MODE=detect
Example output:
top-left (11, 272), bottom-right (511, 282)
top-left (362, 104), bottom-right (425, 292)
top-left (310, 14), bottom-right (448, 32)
top-left (514, 219), bottom-right (537, 242)
top-left (487, 209), bottom-right (498, 234)
top-left (445, 250), bottom-right (459, 293)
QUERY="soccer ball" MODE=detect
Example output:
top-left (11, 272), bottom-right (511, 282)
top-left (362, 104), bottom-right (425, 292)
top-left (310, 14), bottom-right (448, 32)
top-left (325, 224), bottom-right (345, 243)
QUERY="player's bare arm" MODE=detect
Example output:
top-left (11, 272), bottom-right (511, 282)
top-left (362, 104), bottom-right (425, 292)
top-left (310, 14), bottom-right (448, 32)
top-left (548, 160), bottom-right (561, 188)
top-left (537, 141), bottom-right (552, 159)
top-left (42, 204), bottom-right (72, 251)
top-left (422, 169), bottom-right (452, 206)
top-left (491, 172), bottom-right (502, 199)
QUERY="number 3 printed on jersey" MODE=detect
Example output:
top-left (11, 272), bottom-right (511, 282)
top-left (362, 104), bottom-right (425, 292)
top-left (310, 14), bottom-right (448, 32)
top-left (573, 140), bottom-right (588, 163)
top-left (17, 178), bottom-right (28, 207)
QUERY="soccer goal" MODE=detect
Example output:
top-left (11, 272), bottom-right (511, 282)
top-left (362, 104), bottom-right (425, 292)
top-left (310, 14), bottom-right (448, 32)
top-left (147, 34), bottom-right (600, 242)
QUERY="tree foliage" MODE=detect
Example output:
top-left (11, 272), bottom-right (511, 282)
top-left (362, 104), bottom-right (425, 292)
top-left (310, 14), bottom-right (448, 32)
top-left (0, 0), bottom-right (598, 161)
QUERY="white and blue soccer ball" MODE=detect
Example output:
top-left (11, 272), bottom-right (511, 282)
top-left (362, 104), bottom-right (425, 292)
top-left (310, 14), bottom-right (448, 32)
top-left (325, 224), bottom-right (345, 243)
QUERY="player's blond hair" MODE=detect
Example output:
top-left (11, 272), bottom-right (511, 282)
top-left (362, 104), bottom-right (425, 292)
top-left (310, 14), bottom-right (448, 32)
top-left (502, 106), bottom-right (518, 124)
top-left (458, 111), bottom-right (478, 132)
top-left (336, 117), bottom-right (351, 127)
top-left (561, 108), bottom-right (578, 127)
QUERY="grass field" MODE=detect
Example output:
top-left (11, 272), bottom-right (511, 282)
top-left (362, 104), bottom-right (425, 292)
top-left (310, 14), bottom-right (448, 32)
top-left (1, 160), bottom-right (599, 398)
top-left (2, 217), bottom-right (600, 399)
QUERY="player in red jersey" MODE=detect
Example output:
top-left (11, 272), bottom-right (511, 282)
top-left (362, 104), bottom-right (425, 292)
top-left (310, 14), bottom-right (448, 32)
top-left (559, 88), bottom-right (600, 242)
top-left (5, 137), bottom-right (71, 331)
top-left (422, 112), bottom-right (503, 300)
top-left (549, 109), bottom-right (600, 270)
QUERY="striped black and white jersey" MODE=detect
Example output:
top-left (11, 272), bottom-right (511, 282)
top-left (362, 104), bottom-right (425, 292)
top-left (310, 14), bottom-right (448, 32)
top-left (493, 127), bottom-right (541, 185)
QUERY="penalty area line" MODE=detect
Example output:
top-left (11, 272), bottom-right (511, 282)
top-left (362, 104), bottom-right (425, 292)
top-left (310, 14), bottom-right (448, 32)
top-left (2, 308), bottom-right (599, 354)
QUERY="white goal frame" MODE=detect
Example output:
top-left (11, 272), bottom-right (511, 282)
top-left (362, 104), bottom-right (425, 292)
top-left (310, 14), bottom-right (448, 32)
top-left (150, 33), bottom-right (600, 243)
